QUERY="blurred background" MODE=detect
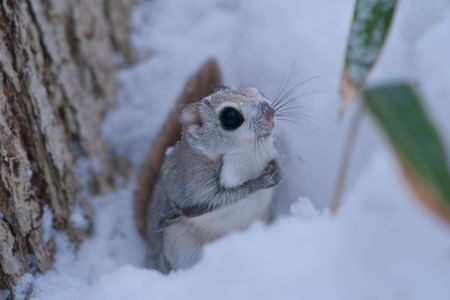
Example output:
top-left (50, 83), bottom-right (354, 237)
top-left (105, 0), bottom-right (450, 211)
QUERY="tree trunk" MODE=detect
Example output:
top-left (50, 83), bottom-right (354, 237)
top-left (0, 0), bottom-right (135, 295)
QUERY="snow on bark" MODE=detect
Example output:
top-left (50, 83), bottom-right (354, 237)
top-left (0, 0), bottom-right (136, 293)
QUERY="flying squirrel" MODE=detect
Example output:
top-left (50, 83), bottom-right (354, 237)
top-left (134, 59), bottom-right (282, 273)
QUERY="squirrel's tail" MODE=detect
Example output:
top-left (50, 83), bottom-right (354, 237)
top-left (134, 58), bottom-right (222, 239)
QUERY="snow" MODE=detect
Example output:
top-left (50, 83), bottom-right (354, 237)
top-left (14, 0), bottom-right (450, 299)
top-left (42, 206), bottom-right (53, 243)
top-left (69, 203), bottom-right (90, 231)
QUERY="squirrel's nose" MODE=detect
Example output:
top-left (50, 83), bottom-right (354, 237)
top-left (261, 102), bottom-right (275, 124)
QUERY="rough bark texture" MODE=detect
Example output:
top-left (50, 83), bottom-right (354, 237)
top-left (0, 0), bottom-right (136, 296)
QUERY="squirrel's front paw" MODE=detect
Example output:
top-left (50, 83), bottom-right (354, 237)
top-left (258, 159), bottom-right (282, 189)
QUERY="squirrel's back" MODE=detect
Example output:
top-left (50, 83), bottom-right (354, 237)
top-left (133, 59), bottom-right (222, 239)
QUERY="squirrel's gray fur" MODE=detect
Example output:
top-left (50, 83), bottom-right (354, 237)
top-left (146, 87), bottom-right (281, 273)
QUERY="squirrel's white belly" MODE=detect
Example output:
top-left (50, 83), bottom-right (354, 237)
top-left (191, 189), bottom-right (273, 238)
top-left (219, 138), bottom-right (277, 189)
top-left (189, 139), bottom-right (277, 238)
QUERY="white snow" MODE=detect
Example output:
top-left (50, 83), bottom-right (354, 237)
top-left (41, 206), bottom-right (53, 243)
top-left (15, 0), bottom-right (450, 299)
top-left (69, 203), bottom-right (90, 231)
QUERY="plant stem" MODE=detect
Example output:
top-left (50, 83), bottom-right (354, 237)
top-left (331, 101), bottom-right (366, 214)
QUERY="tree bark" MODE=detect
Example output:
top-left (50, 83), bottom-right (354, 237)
top-left (0, 0), bottom-right (135, 295)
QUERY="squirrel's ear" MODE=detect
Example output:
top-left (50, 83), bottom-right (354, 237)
top-left (180, 103), bottom-right (202, 127)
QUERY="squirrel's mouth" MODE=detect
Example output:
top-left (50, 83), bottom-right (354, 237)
top-left (254, 104), bottom-right (276, 138)
top-left (257, 122), bottom-right (275, 138)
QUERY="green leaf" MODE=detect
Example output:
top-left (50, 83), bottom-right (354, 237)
top-left (341, 0), bottom-right (398, 111)
top-left (363, 83), bottom-right (450, 220)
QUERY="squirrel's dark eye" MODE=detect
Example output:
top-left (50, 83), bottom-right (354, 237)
top-left (219, 107), bottom-right (244, 131)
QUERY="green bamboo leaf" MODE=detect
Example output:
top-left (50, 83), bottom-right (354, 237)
top-left (363, 83), bottom-right (450, 221)
top-left (341, 0), bottom-right (398, 111)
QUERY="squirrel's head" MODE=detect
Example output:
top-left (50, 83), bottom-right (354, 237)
top-left (180, 87), bottom-right (275, 159)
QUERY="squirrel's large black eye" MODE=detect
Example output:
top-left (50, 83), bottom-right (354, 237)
top-left (219, 107), bottom-right (244, 131)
